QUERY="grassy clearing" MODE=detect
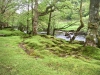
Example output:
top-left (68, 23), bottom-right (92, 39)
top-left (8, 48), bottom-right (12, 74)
top-left (0, 35), bottom-right (100, 75)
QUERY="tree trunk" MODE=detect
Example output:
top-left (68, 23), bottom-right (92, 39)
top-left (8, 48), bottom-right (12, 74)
top-left (12, 17), bottom-right (14, 30)
top-left (27, 0), bottom-right (29, 34)
top-left (32, 0), bottom-right (39, 35)
top-left (53, 29), bottom-right (56, 36)
top-left (47, 8), bottom-right (52, 35)
top-left (31, 0), bottom-right (33, 34)
top-left (85, 0), bottom-right (100, 47)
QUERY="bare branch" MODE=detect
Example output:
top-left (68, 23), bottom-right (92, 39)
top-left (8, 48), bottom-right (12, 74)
top-left (54, 21), bottom-right (78, 30)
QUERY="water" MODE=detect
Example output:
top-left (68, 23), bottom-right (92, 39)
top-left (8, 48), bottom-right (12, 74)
top-left (55, 31), bottom-right (86, 42)
top-left (38, 31), bottom-right (86, 42)
top-left (56, 35), bottom-right (85, 41)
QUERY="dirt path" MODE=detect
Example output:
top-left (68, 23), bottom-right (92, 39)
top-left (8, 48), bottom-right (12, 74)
top-left (19, 42), bottom-right (32, 55)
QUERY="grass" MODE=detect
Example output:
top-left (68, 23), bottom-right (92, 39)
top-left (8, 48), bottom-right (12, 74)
top-left (0, 29), bottom-right (25, 36)
top-left (55, 19), bottom-right (88, 32)
top-left (0, 35), bottom-right (100, 75)
top-left (82, 46), bottom-right (100, 60)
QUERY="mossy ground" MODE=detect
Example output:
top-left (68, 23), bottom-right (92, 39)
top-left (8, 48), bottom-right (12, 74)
top-left (23, 35), bottom-right (83, 57)
top-left (0, 30), bottom-right (100, 75)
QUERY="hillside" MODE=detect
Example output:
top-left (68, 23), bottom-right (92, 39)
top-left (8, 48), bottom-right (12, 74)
top-left (0, 33), bottom-right (100, 75)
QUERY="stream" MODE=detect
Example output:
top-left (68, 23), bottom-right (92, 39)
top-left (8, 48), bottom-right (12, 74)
top-left (55, 31), bottom-right (86, 42)
top-left (39, 31), bottom-right (86, 42)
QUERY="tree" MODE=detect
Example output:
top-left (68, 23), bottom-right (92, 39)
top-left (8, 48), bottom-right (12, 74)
top-left (0, 0), bottom-right (13, 28)
top-left (85, 0), bottom-right (100, 47)
top-left (47, 7), bottom-right (52, 35)
top-left (26, 0), bottom-right (30, 34)
top-left (31, 0), bottom-right (56, 35)
top-left (70, 0), bottom-right (84, 43)
top-left (32, 0), bottom-right (38, 35)
top-left (0, 0), bottom-right (21, 29)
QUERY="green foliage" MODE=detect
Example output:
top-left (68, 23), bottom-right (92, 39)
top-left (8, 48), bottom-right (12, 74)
top-left (0, 0), bottom-right (19, 24)
top-left (38, 15), bottom-right (48, 31)
top-left (17, 13), bottom-right (27, 26)
top-left (71, 14), bottom-right (79, 19)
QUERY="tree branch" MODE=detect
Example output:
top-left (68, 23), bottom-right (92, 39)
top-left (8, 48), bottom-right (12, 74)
top-left (70, 0), bottom-right (84, 43)
top-left (54, 21), bottom-right (78, 30)
top-left (39, 5), bottom-right (55, 16)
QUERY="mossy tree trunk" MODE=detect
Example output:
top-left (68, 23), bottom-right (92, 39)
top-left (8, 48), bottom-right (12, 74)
top-left (32, 0), bottom-right (39, 35)
top-left (85, 0), bottom-right (100, 47)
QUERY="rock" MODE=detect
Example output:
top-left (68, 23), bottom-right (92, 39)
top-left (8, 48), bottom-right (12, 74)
top-left (65, 32), bottom-right (71, 38)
